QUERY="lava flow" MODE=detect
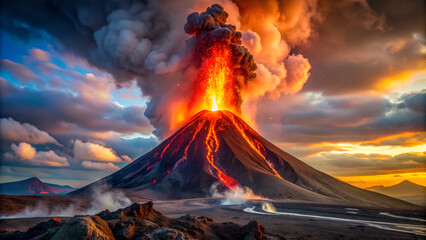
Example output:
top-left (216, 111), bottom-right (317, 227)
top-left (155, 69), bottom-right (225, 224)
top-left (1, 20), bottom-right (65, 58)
top-left (205, 114), bottom-right (239, 189)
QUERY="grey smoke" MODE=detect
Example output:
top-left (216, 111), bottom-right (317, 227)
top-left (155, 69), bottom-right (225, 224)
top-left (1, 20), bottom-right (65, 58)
top-left (86, 183), bottom-right (132, 214)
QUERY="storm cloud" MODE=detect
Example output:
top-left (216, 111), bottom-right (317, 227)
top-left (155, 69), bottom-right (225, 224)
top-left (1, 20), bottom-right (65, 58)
top-left (301, 0), bottom-right (425, 95)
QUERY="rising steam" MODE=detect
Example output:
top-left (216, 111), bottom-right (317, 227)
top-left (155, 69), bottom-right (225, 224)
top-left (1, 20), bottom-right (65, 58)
top-left (261, 202), bottom-right (276, 212)
top-left (0, 184), bottom-right (131, 218)
top-left (86, 183), bottom-right (132, 215)
top-left (211, 183), bottom-right (263, 205)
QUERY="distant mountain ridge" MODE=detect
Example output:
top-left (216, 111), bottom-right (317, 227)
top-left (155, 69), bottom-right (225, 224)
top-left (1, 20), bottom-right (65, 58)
top-left (0, 177), bottom-right (76, 195)
top-left (365, 180), bottom-right (426, 206)
top-left (365, 185), bottom-right (385, 191)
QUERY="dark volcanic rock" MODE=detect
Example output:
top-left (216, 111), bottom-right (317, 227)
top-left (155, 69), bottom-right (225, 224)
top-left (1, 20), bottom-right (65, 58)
top-left (0, 201), bottom-right (267, 240)
top-left (100, 201), bottom-right (164, 222)
top-left (148, 228), bottom-right (191, 240)
top-left (1, 217), bottom-right (63, 240)
top-left (27, 218), bottom-right (63, 238)
top-left (243, 221), bottom-right (265, 240)
top-left (51, 216), bottom-right (114, 240)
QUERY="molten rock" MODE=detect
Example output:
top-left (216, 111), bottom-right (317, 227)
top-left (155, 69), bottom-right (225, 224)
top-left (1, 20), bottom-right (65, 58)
top-left (10, 217), bottom-right (63, 239)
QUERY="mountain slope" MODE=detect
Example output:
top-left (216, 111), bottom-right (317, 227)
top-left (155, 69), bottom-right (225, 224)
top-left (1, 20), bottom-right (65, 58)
top-left (0, 177), bottom-right (76, 195)
top-left (74, 110), bottom-right (416, 208)
top-left (366, 180), bottom-right (426, 206)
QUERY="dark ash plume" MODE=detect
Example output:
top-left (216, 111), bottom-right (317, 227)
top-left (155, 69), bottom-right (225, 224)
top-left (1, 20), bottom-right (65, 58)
top-left (184, 4), bottom-right (257, 85)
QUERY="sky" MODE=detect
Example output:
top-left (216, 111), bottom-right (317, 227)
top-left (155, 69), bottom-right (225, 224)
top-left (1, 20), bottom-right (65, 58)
top-left (0, 0), bottom-right (424, 188)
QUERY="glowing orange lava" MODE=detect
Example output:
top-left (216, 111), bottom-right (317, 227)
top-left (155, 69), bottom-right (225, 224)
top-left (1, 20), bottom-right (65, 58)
top-left (160, 122), bottom-right (195, 159)
top-left (206, 115), bottom-right (239, 189)
top-left (190, 45), bottom-right (239, 114)
top-left (184, 120), bottom-right (206, 155)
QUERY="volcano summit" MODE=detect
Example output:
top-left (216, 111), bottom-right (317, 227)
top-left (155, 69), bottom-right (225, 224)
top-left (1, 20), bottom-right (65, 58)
top-left (75, 110), bottom-right (413, 209)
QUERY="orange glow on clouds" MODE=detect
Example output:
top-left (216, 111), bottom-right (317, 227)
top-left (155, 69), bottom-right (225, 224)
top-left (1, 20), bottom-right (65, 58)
top-left (11, 142), bottom-right (36, 160)
top-left (374, 70), bottom-right (426, 94)
top-left (363, 132), bottom-right (426, 147)
top-left (73, 139), bottom-right (121, 162)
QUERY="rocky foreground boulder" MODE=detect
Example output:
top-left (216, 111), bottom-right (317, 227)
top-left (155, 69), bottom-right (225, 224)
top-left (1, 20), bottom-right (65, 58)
top-left (1, 201), bottom-right (266, 240)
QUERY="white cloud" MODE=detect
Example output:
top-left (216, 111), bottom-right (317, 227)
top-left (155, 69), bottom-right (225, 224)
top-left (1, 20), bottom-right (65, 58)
top-left (0, 118), bottom-right (60, 145)
top-left (29, 48), bottom-right (50, 61)
top-left (0, 59), bottom-right (41, 84)
top-left (81, 161), bottom-right (120, 171)
top-left (32, 150), bottom-right (69, 167)
top-left (121, 155), bottom-right (132, 163)
top-left (73, 139), bottom-right (122, 162)
top-left (9, 142), bottom-right (69, 167)
top-left (11, 142), bottom-right (36, 160)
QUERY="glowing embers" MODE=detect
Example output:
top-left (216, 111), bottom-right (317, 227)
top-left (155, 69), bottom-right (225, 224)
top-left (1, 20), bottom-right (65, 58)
top-left (191, 45), bottom-right (239, 114)
top-left (205, 116), bottom-right (239, 189)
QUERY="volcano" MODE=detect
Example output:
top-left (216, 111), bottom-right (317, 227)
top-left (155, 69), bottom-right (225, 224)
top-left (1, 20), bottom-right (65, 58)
top-left (76, 110), bottom-right (414, 208)
top-left (0, 177), bottom-right (76, 195)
